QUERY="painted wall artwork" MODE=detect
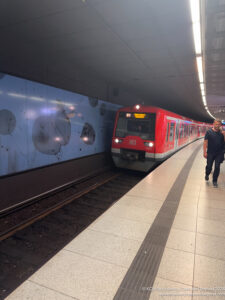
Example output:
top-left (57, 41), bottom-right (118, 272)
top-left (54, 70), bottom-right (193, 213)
top-left (0, 73), bottom-right (120, 176)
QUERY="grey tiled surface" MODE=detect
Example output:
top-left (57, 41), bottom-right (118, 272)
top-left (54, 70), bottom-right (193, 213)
top-left (197, 217), bottom-right (225, 238)
top-left (149, 277), bottom-right (192, 300)
top-left (194, 255), bottom-right (225, 289)
top-left (64, 229), bottom-right (142, 268)
top-left (172, 214), bottom-right (197, 232)
top-left (196, 233), bottom-right (225, 261)
top-left (29, 250), bottom-right (128, 300)
top-left (152, 142), bottom-right (225, 299)
top-left (114, 144), bottom-right (201, 300)
top-left (157, 248), bottom-right (195, 286)
top-left (6, 281), bottom-right (78, 300)
top-left (89, 214), bottom-right (152, 241)
top-left (166, 228), bottom-right (195, 253)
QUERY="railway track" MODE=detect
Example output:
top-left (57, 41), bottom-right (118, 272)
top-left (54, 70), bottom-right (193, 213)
top-left (0, 170), bottom-right (144, 299)
top-left (0, 170), bottom-right (120, 241)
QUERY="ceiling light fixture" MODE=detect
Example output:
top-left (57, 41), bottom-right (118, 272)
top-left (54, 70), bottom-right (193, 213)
top-left (190, 0), bottom-right (215, 119)
top-left (193, 23), bottom-right (202, 54)
top-left (196, 56), bottom-right (204, 83)
top-left (200, 83), bottom-right (205, 91)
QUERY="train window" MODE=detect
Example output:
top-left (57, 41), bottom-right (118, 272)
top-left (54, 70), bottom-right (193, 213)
top-left (184, 124), bottom-right (188, 137)
top-left (115, 117), bottom-right (127, 137)
top-left (175, 122), bottom-right (179, 139)
top-left (115, 112), bottom-right (156, 140)
top-left (179, 124), bottom-right (184, 138)
top-left (169, 123), bottom-right (175, 141)
top-left (166, 123), bottom-right (170, 142)
top-left (195, 126), bottom-right (197, 134)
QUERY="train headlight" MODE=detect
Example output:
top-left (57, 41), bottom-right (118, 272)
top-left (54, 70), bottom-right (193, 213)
top-left (144, 142), bottom-right (154, 147)
top-left (135, 104), bottom-right (140, 110)
top-left (114, 138), bottom-right (123, 143)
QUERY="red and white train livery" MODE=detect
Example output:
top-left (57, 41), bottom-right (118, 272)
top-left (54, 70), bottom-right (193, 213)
top-left (111, 105), bottom-right (211, 172)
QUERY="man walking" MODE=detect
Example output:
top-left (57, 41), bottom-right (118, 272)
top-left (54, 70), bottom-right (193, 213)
top-left (203, 119), bottom-right (225, 187)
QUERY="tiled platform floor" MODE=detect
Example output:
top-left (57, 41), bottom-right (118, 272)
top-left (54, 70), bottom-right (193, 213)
top-left (6, 140), bottom-right (225, 300)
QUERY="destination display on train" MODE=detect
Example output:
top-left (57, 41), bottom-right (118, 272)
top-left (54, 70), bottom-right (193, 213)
top-left (133, 113), bottom-right (146, 118)
top-left (124, 112), bottom-right (148, 119)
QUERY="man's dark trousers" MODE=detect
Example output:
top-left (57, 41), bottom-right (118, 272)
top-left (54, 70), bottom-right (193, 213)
top-left (206, 153), bottom-right (223, 182)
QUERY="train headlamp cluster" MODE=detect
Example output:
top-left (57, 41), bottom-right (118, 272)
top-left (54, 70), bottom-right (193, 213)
top-left (144, 142), bottom-right (154, 147)
top-left (114, 138), bottom-right (123, 143)
top-left (135, 105), bottom-right (140, 110)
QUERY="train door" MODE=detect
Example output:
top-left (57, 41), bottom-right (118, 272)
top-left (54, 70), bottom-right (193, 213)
top-left (165, 122), bottom-right (170, 152)
top-left (169, 122), bottom-right (175, 149)
top-left (165, 119), bottom-right (176, 152)
top-left (198, 126), bottom-right (201, 138)
top-left (174, 120), bottom-right (180, 148)
top-left (165, 121), bottom-right (175, 150)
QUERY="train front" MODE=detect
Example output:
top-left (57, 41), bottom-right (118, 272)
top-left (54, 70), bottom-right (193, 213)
top-left (111, 106), bottom-right (156, 172)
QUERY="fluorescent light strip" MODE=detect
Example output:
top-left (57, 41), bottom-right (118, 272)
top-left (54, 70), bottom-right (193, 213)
top-left (50, 100), bottom-right (60, 104)
top-left (192, 22), bottom-right (202, 54)
top-left (190, 0), bottom-right (201, 54)
top-left (30, 96), bottom-right (44, 102)
top-left (190, 0), bottom-right (214, 118)
top-left (64, 102), bottom-right (75, 106)
top-left (207, 111), bottom-right (214, 118)
top-left (50, 100), bottom-right (75, 106)
top-left (190, 0), bottom-right (200, 23)
top-left (200, 83), bottom-right (204, 91)
top-left (196, 57), bottom-right (204, 82)
top-left (8, 92), bottom-right (27, 98)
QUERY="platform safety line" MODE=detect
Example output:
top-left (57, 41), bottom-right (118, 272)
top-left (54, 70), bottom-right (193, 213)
top-left (113, 143), bottom-right (202, 300)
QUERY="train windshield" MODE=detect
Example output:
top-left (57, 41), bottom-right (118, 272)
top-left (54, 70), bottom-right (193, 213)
top-left (115, 112), bottom-right (156, 140)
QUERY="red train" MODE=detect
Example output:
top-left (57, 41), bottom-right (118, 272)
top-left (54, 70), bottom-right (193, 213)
top-left (111, 105), bottom-right (211, 172)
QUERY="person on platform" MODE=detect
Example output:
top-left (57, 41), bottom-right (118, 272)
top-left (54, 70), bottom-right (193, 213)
top-left (203, 119), bottom-right (225, 187)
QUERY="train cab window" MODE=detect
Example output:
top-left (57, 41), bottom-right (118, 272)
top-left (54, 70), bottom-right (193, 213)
top-left (116, 117), bottom-right (127, 137)
top-left (115, 112), bottom-right (156, 140)
top-left (169, 123), bottom-right (175, 141)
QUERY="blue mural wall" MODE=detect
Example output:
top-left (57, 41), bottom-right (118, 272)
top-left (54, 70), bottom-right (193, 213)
top-left (0, 73), bottom-right (120, 176)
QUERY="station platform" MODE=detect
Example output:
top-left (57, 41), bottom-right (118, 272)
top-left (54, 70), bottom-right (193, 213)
top-left (6, 139), bottom-right (225, 300)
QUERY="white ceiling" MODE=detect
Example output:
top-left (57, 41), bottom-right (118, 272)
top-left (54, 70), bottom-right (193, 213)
top-left (0, 0), bottom-right (216, 122)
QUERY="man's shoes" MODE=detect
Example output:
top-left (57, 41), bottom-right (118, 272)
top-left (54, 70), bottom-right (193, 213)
top-left (213, 181), bottom-right (218, 187)
top-left (205, 175), bottom-right (209, 181)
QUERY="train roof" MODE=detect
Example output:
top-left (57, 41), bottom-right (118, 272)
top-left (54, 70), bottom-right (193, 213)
top-left (118, 105), bottom-right (210, 125)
